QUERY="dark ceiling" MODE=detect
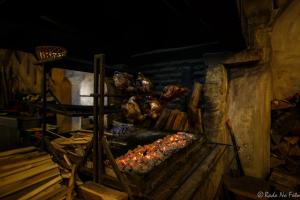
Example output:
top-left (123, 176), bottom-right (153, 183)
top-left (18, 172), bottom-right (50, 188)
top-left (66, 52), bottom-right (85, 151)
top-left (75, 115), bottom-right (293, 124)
top-left (0, 0), bottom-right (246, 64)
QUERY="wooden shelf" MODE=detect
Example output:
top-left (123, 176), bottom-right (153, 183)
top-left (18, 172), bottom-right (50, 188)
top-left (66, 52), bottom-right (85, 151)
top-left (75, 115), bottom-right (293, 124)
top-left (34, 103), bottom-right (119, 116)
top-left (35, 56), bottom-right (132, 73)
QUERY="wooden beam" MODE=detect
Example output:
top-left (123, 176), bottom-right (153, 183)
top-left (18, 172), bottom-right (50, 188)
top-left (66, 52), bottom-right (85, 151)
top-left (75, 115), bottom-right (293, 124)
top-left (203, 49), bottom-right (262, 66)
top-left (18, 176), bottom-right (62, 200)
top-left (0, 146), bottom-right (36, 157)
top-left (0, 162), bottom-right (58, 187)
top-left (79, 181), bottom-right (128, 200)
top-left (0, 168), bottom-right (60, 198)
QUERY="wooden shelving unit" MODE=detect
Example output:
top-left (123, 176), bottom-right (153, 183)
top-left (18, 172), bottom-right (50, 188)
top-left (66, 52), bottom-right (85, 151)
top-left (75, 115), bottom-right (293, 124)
top-left (37, 53), bottom-right (133, 198)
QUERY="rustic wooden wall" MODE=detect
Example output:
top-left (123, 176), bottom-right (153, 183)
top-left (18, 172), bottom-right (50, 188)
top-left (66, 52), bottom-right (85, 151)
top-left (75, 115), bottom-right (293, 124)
top-left (0, 49), bottom-right (42, 105)
top-left (135, 58), bottom-right (207, 110)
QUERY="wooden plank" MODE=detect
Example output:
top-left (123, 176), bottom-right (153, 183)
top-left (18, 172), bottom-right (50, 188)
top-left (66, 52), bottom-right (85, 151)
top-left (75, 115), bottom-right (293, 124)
top-left (223, 175), bottom-right (270, 200)
top-left (0, 146), bottom-right (36, 157)
top-left (67, 165), bottom-right (76, 200)
top-left (203, 49), bottom-right (262, 66)
top-left (0, 158), bottom-right (53, 178)
top-left (165, 110), bottom-right (180, 130)
top-left (172, 112), bottom-right (185, 131)
top-left (150, 143), bottom-right (215, 200)
top-left (154, 109), bottom-right (171, 130)
top-left (79, 181), bottom-right (128, 200)
top-left (30, 183), bottom-right (62, 200)
top-left (103, 137), bottom-right (132, 198)
top-left (18, 176), bottom-right (62, 200)
top-left (170, 145), bottom-right (226, 200)
top-left (0, 162), bottom-right (58, 187)
top-left (48, 186), bottom-right (68, 200)
top-left (0, 177), bottom-right (54, 200)
top-left (0, 151), bottom-right (46, 162)
top-left (0, 154), bottom-right (51, 171)
top-left (0, 168), bottom-right (60, 199)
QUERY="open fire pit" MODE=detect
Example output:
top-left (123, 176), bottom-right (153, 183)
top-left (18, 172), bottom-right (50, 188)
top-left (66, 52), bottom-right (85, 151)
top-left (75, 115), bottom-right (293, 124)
top-left (115, 132), bottom-right (197, 174)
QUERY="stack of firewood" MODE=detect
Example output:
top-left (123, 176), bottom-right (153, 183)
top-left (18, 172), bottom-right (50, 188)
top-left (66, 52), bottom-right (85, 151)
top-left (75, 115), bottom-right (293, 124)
top-left (270, 96), bottom-right (300, 192)
top-left (154, 109), bottom-right (190, 132)
top-left (0, 146), bottom-right (68, 200)
top-left (51, 131), bottom-right (93, 168)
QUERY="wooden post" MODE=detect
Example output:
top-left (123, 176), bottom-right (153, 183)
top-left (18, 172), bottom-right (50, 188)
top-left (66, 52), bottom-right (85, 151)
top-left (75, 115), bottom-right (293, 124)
top-left (42, 63), bottom-right (47, 138)
top-left (93, 55), bottom-right (100, 182)
top-left (102, 137), bottom-right (133, 199)
top-left (98, 54), bottom-right (105, 183)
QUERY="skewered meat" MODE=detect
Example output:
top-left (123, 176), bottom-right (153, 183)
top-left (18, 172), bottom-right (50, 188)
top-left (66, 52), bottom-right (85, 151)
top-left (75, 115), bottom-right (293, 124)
top-left (144, 96), bottom-right (162, 120)
top-left (160, 84), bottom-right (189, 103)
top-left (113, 71), bottom-right (136, 92)
top-left (121, 96), bottom-right (145, 122)
top-left (136, 72), bottom-right (152, 93)
top-left (115, 132), bottom-right (196, 174)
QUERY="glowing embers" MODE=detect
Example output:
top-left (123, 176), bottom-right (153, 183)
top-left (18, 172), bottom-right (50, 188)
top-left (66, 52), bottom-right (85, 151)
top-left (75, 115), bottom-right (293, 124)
top-left (116, 132), bottom-right (196, 174)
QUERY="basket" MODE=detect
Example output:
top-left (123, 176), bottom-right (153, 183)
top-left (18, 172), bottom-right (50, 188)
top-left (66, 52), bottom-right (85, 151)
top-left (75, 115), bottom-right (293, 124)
top-left (35, 46), bottom-right (67, 62)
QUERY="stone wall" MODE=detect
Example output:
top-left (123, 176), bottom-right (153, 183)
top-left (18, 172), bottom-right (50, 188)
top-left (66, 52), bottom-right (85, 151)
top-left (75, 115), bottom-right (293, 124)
top-left (0, 49), bottom-right (42, 107)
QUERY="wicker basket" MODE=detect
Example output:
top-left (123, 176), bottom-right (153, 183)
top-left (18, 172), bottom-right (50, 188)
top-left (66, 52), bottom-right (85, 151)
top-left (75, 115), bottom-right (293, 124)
top-left (35, 46), bottom-right (67, 62)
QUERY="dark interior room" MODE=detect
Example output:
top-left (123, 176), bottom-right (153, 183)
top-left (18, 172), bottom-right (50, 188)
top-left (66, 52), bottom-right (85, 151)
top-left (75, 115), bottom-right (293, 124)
top-left (0, 0), bottom-right (300, 199)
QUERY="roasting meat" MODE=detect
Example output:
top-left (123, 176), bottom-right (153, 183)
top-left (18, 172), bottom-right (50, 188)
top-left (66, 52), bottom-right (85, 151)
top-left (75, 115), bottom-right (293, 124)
top-left (121, 96), bottom-right (145, 122)
top-left (113, 71), bottom-right (136, 92)
top-left (160, 85), bottom-right (189, 103)
top-left (136, 72), bottom-right (153, 93)
top-left (144, 96), bottom-right (162, 120)
top-left (115, 132), bottom-right (196, 174)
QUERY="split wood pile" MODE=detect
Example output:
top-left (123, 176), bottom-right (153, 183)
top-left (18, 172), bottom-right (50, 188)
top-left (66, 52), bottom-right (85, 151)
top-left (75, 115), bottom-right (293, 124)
top-left (270, 96), bottom-right (300, 192)
top-left (154, 109), bottom-right (191, 132)
top-left (0, 146), bottom-right (68, 200)
top-left (51, 131), bottom-right (93, 168)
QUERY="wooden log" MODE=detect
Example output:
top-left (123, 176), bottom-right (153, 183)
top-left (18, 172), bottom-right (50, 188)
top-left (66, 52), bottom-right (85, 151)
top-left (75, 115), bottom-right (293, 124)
top-left (189, 82), bottom-right (202, 109)
top-left (188, 82), bottom-right (203, 134)
top-left (79, 181), bottom-right (128, 200)
top-left (154, 109), bottom-right (171, 130)
top-left (0, 162), bottom-right (58, 187)
top-left (270, 156), bottom-right (285, 169)
top-left (289, 145), bottom-right (300, 157)
top-left (63, 154), bottom-right (72, 168)
top-left (283, 136), bottom-right (300, 145)
top-left (0, 168), bottom-right (60, 198)
top-left (0, 158), bottom-right (53, 178)
top-left (172, 112), bottom-right (185, 131)
top-left (0, 146), bottom-right (36, 157)
top-left (0, 154), bottom-right (51, 171)
top-left (165, 110), bottom-right (180, 130)
top-left (270, 168), bottom-right (300, 190)
top-left (18, 176), bottom-right (62, 200)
